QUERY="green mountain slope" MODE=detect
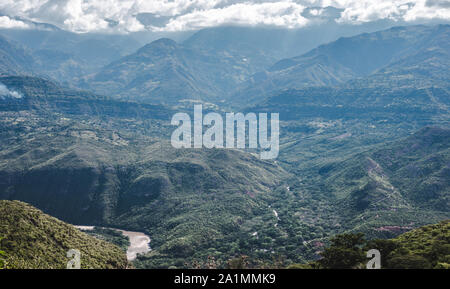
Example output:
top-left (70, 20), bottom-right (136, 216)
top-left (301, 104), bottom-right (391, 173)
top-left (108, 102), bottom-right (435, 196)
top-left (390, 219), bottom-right (450, 268)
top-left (86, 38), bottom-right (255, 104)
top-left (0, 200), bottom-right (128, 269)
top-left (312, 127), bottom-right (450, 239)
top-left (86, 32), bottom-right (302, 105)
top-left (0, 35), bottom-right (34, 76)
top-left (322, 127), bottom-right (449, 208)
top-left (292, 220), bottom-right (449, 269)
top-left (0, 75), bottom-right (291, 268)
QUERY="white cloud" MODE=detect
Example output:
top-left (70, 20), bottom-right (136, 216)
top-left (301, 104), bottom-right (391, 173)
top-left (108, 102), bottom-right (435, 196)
top-left (335, 0), bottom-right (450, 23)
top-left (0, 16), bottom-right (30, 29)
top-left (0, 83), bottom-right (23, 100)
top-left (162, 2), bottom-right (308, 31)
top-left (0, 0), bottom-right (448, 33)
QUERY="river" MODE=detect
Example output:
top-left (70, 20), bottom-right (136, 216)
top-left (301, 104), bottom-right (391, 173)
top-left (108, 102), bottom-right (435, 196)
top-left (75, 226), bottom-right (151, 261)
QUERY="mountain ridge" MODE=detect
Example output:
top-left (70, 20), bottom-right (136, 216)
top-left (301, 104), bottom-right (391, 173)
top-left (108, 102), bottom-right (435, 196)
top-left (234, 24), bottom-right (450, 104)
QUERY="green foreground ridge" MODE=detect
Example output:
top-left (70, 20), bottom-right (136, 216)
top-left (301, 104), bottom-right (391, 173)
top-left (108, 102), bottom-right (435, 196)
top-left (0, 200), bottom-right (128, 269)
top-left (0, 200), bottom-right (448, 269)
top-left (289, 220), bottom-right (449, 269)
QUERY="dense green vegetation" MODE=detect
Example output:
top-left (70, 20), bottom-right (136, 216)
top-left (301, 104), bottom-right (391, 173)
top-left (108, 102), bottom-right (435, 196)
top-left (0, 239), bottom-right (6, 269)
top-left (289, 220), bottom-right (449, 269)
top-left (83, 227), bottom-right (130, 252)
top-left (0, 75), bottom-right (448, 268)
top-left (0, 200), bottom-right (129, 269)
top-left (391, 220), bottom-right (450, 268)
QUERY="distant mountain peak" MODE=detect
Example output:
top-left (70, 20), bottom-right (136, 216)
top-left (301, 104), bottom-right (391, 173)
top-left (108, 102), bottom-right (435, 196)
top-left (140, 38), bottom-right (178, 50)
top-left (134, 38), bottom-right (180, 58)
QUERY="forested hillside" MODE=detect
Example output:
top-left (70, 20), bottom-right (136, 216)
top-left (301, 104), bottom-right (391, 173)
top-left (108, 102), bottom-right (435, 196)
top-left (289, 220), bottom-right (449, 269)
top-left (0, 200), bottom-right (128, 269)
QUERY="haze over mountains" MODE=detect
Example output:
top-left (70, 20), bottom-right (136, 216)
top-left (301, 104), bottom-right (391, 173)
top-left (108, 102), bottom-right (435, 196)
top-left (2, 19), bottom-right (441, 102)
top-left (236, 25), bottom-right (450, 103)
top-left (0, 18), bottom-right (449, 268)
top-left (84, 24), bottom-right (450, 106)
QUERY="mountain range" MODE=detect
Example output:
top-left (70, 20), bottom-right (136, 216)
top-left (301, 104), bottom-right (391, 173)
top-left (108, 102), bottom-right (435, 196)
top-left (235, 24), bottom-right (450, 104)
top-left (79, 24), bottom-right (449, 107)
top-left (0, 22), bottom-right (448, 268)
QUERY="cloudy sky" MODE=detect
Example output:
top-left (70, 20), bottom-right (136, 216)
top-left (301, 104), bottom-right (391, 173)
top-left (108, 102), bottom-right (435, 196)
top-left (0, 0), bottom-right (449, 33)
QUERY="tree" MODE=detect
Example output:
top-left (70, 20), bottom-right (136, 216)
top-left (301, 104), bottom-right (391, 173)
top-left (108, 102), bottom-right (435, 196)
top-left (227, 255), bottom-right (249, 269)
top-left (388, 255), bottom-right (432, 269)
top-left (319, 247), bottom-right (366, 269)
top-left (318, 233), bottom-right (366, 269)
top-left (365, 239), bottom-right (398, 268)
top-left (329, 233), bottom-right (365, 248)
top-left (0, 250), bottom-right (5, 269)
top-left (0, 238), bottom-right (6, 269)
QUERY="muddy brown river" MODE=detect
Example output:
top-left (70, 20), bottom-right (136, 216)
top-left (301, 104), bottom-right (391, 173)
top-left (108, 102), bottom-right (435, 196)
top-left (75, 226), bottom-right (151, 261)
